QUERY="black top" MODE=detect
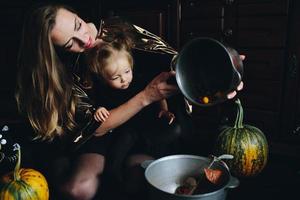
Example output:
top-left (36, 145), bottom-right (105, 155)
top-left (92, 71), bottom-right (160, 130)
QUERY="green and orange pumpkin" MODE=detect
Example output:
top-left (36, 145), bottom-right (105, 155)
top-left (214, 99), bottom-right (268, 177)
top-left (0, 144), bottom-right (49, 200)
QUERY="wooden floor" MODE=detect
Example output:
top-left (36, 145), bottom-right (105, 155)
top-left (2, 122), bottom-right (300, 200)
top-left (227, 154), bottom-right (300, 200)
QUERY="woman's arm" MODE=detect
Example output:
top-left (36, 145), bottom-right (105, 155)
top-left (93, 63), bottom-right (244, 136)
top-left (94, 71), bottom-right (178, 136)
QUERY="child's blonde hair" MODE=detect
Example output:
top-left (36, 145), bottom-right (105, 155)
top-left (88, 34), bottom-right (134, 79)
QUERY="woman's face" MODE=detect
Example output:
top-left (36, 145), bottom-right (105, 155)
top-left (51, 8), bottom-right (102, 52)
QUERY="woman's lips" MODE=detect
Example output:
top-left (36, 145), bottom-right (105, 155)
top-left (84, 37), bottom-right (93, 49)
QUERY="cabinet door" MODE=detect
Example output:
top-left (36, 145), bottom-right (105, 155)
top-left (236, 0), bottom-right (289, 141)
top-left (280, 0), bottom-right (300, 148)
top-left (180, 0), bottom-right (224, 46)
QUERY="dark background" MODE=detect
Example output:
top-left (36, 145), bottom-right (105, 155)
top-left (0, 0), bottom-right (300, 199)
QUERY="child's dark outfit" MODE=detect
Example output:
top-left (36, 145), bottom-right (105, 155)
top-left (92, 70), bottom-right (182, 183)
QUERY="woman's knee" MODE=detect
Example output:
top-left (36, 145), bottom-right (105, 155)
top-left (61, 176), bottom-right (100, 200)
top-left (60, 153), bottom-right (105, 200)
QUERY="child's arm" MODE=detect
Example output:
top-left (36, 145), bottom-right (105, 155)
top-left (158, 99), bottom-right (175, 124)
top-left (94, 107), bottom-right (110, 122)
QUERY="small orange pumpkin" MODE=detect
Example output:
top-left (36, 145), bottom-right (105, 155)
top-left (0, 144), bottom-right (49, 200)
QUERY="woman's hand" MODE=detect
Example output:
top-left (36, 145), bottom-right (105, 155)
top-left (227, 81), bottom-right (244, 99)
top-left (226, 54), bottom-right (245, 99)
top-left (142, 71), bottom-right (178, 106)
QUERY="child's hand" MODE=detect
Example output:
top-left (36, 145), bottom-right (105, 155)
top-left (94, 107), bottom-right (110, 122)
top-left (158, 110), bottom-right (175, 125)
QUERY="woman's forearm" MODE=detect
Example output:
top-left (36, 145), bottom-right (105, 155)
top-left (94, 71), bottom-right (178, 136)
top-left (94, 90), bottom-right (149, 136)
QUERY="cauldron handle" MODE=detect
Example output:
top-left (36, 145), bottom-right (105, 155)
top-left (226, 176), bottom-right (240, 189)
top-left (208, 154), bottom-right (233, 170)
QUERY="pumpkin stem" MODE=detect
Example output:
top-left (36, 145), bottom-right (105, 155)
top-left (234, 99), bottom-right (244, 128)
top-left (13, 143), bottom-right (21, 180)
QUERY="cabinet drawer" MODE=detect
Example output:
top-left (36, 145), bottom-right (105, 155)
top-left (240, 50), bottom-right (285, 112)
top-left (240, 80), bottom-right (282, 112)
top-left (242, 108), bottom-right (280, 140)
top-left (181, 0), bottom-right (223, 20)
top-left (237, 16), bottom-right (288, 47)
top-left (237, 0), bottom-right (289, 16)
top-left (241, 49), bottom-right (285, 81)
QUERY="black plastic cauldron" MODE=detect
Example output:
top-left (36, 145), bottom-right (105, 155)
top-left (174, 37), bottom-right (243, 107)
top-left (142, 155), bottom-right (239, 200)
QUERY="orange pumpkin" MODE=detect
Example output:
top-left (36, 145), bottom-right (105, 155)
top-left (0, 144), bottom-right (49, 200)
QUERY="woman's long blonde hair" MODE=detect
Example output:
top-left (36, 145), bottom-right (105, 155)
top-left (16, 4), bottom-right (77, 140)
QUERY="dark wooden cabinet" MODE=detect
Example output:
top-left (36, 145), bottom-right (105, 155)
top-left (235, 0), bottom-right (289, 138)
top-left (179, 0), bottom-right (300, 156)
top-left (277, 0), bottom-right (300, 156)
top-left (234, 0), bottom-right (300, 156)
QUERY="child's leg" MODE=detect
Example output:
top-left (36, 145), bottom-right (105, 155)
top-left (106, 128), bottom-right (138, 183)
top-left (123, 153), bottom-right (154, 196)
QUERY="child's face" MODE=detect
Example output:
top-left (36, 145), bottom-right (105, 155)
top-left (103, 51), bottom-right (133, 90)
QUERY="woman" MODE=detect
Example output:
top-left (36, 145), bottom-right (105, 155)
top-left (16, 3), bottom-right (243, 200)
top-left (15, 4), bottom-right (179, 200)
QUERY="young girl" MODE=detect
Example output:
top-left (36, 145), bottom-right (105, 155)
top-left (87, 35), bottom-right (181, 193)
top-left (89, 37), bottom-right (175, 125)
